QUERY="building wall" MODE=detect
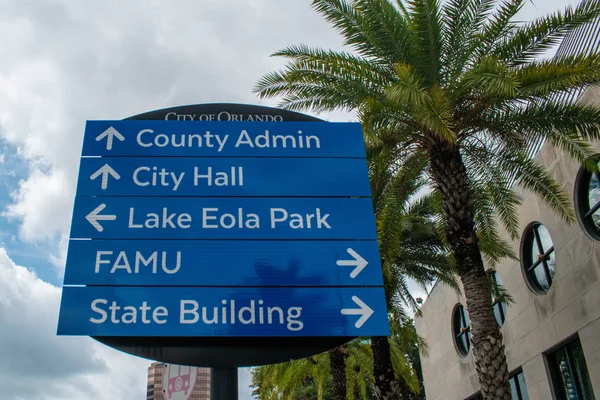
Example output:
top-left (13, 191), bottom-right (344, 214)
top-left (147, 362), bottom-right (211, 400)
top-left (415, 86), bottom-right (600, 400)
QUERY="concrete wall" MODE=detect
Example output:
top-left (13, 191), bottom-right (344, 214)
top-left (415, 87), bottom-right (600, 400)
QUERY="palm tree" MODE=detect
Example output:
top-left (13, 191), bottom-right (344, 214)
top-left (328, 346), bottom-right (349, 400)
top-left (367, 140), bottom-right (457, 398)
top-left (251, 340), bottom-right (371, 400)
top-left (251, 352), bottom-right (331, 400)
top-left (254, 1), bottom-right (600, 398)
top-left (251, 328), bottom-right (423, 400)
top-left (252, 146), bottom-right (452, 400)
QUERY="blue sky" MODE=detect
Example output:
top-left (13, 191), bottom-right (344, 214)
top-left (0, 0), bottom-right (582, 399)
top-left (0, 139), bottom-right (57, 282)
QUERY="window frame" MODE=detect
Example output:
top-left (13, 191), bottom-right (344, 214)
top-left (545, 335), bottom-right (596, 400)
top-left (452, 303), bottom-right (471, 358)
top-left (574, 155), bottom-right (600, 241)
top-left (509, 368), bottom-right (530, 400)
top-left (464, 369), bottom-right (529, 400)
top-left (520, 221), bottom-right (556, 294)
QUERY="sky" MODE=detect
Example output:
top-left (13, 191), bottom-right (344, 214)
top-left (0, 0), bottom-right (582, 399)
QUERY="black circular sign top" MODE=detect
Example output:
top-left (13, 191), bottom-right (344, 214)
top-left (92, 103), bottom-right (353, 368)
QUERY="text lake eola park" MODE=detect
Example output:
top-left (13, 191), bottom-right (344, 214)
top-left (57, 109), bottom-right (390, 366)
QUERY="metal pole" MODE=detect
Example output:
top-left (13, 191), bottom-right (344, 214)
top-left (210, 367), bottom-right (238, 400)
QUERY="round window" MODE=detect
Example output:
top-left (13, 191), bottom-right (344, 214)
top-left (452, 304), bottom-right (471, 357)
top-left (489, 271), bottom-right (507, 327)
top-left (521, 222), bottom-right (556, 294)
top-left (575, 156), bottom-right (600, 240)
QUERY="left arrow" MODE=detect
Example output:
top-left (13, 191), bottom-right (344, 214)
top-left (85, 204), bottom-right (117, 232)
top-left (341, 296), bottom-right (375, 328)
top-left (89, 164), bottom-right (120, 190)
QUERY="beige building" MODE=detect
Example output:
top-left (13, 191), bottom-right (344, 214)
top-left (415, 84), bottom-right (600, 400)
top-left (147, 362), bottom-right (211, 400)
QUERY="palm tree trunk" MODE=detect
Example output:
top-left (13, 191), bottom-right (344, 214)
top-left (370, 336), bottom-right (414, 399)
top-left (371, 336), bottom-right (396, 399)
top-left (329, 346), bottom-right (347, 400)
top-left (428, 141), bottom-right (511, 400)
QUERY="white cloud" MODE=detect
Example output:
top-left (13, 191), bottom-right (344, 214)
top-left (3, 167), bottom-right (75, 242)
top-left (48, 233), bottom-right (69, 273)
top-left (0, 247), bottom-right (151, 400)
top-left (0, 0), bottom-right (348, 260)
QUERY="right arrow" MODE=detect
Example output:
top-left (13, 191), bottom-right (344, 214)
top-left (336, 248), bottom-right (368, 278)
top-left (341, 296), bottom-right (374, 328)
top-left (95, 126), bottom-right (125, 150)
top-left (90, 163), bottom-right (120, 190)
top-left (85, 204), bottom-right (117, 232)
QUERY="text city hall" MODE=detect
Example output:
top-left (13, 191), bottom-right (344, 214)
top-left (132, 166), bottom-right (244, 191)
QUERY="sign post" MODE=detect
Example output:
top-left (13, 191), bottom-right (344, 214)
top-left (57, 104), bottom-right (389, 377)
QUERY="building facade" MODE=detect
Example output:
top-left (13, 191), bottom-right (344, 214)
top-left (415, 84), bottom-right (600, 399)
top-left (147, 362), bottom-right (211, 400)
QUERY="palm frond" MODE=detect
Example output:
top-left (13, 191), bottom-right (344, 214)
top-left (491, 0), bottom-right (600, 66)
top-left (459, 56), bottom-right (519, 100)
top-left (474, 0), bottom-right (526, 58)
top-left (443, 0), bottom-right (498, 83)
top-left (461, 141), bottom-right (523, 238)
top-left (501, 150), bottom-right (576, 223)
top-left (388, 337), bottom-right (421, 392)
top-left (406, 0), bottom-right (443, 86)
top-left (387, 66), bottom-right (456, 141)
top-left (311, 0), bottom-right (410, 62)
top-left (480, 102), bottom-right (600, 165)
top-left (441, 0), bottom-right (474, 77)
top-left (254, 46), bottom-right (395, 113)
top-left (355, 0), bottom-right (414, 63)
top-left (516, 53), bottom-right (600, 98)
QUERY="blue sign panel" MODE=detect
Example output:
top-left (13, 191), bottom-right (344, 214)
top-left (63, 240), bottom-right (382, 286)
top-left (57, 286), bottom-right (390, 337)
top-left (58, 113), bottom-right (388, 346)
top-left (70, 197), bottom-right (377, 240)
top-left (76, 157), bottom-right (371, 197)
top-left (82, 121), bottom-right (366, 158)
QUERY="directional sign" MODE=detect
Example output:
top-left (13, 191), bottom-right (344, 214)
top-left (57, 286), bottom-right (390, 337)
top-left (70, 197), bottom-right (378, 239)
top-left (76, 157), bottom-right (371, 196)
top-left (58, 104), bottom-right (389, 368)
top-left (63, 240), bottom-right (382, 286)
top-left (82, 121), bottom-right (366, 157)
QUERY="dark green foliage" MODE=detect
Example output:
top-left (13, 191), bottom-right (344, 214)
top-left (254, 1), bottom-right (600, 398)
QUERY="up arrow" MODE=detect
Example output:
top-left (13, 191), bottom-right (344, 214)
top-left (96, 126), bottom-right (124, 150)
top-left (85, 204), bottom-right (117, 232)
top-left (90, 164), bottom-right (120, 190)
top-left (336, 248), bottom-right (368, 278)
top-left (341, 296), bottom-right (374, 328)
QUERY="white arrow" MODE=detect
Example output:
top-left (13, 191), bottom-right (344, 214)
top-left (90, 163), bottom-right (120, 189)
top-left (85, 204), bottom-right (117, 232)
top-left (341, 296), bottom-right (374, 328)
top-left (95, 126), bottom-right (124, 150)
top-left (336, 248), bottom-right (368, 278)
